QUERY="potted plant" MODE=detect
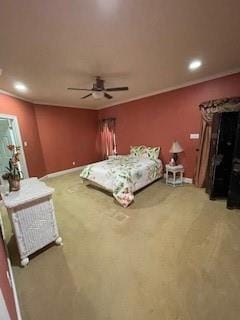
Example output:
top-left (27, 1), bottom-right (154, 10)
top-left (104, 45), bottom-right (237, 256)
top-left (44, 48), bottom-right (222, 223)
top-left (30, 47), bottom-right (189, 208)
top-left (2, 145), bottom-right (22, 192)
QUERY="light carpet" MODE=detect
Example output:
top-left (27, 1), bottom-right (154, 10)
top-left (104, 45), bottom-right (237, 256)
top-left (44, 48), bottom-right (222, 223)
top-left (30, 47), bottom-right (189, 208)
top-left (2, 171), bottom-right (240, 320)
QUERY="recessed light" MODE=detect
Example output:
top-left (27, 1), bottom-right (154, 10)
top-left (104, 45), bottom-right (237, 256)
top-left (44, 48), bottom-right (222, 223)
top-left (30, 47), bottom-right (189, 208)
top-left (188, 59), bottom-right (202, 71)
top-left (14, 82), bottom-right (28, 92)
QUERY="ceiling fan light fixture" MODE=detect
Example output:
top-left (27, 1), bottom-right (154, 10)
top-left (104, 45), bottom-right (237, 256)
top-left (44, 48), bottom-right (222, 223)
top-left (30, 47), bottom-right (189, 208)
top-left (68, 76), bottom-right (128, 100)
top-left (92, 91), bottom-right (104, 99)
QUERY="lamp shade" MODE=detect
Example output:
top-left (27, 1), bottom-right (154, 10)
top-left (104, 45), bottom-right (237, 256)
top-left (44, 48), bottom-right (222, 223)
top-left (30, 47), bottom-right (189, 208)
top-left (169, 141), bottom-right (184, 153)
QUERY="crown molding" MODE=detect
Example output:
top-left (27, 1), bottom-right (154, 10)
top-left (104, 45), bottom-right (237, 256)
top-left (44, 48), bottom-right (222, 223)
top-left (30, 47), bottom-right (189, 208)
top-left (98, 67), bottom-right (240, 110)
top-left (32, 100), bottom-right (97, 110)
top-left (0, 89), bottom-right (34, 104)
top-left (1, 67), bottom-right (240, 111)
top-left (0, 88), bottom-right (97, 110)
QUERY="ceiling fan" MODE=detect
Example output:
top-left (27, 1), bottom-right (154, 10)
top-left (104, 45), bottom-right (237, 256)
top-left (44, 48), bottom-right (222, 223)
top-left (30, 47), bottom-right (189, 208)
top-left (68, 76), bottom-right (128, 99)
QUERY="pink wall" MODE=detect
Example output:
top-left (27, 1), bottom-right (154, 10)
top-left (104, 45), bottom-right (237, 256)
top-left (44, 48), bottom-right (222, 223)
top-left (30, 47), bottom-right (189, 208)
top-left (0, 94), bottom-right (99, 177)
top-left (0, 229), bottom-right (17, 320)
top-left (1, 73), bottom-right (240, 179)
top-left (34, 105), bottom-right (99, 174)
top-left (99, 73), bottom-right (240, 178)
top-left (0, 94), bottom-right (46, 177)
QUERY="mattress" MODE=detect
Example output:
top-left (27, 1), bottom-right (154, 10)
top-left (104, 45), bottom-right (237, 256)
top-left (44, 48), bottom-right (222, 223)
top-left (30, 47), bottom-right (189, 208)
top-left (80, 155), bottom-right (163, 207)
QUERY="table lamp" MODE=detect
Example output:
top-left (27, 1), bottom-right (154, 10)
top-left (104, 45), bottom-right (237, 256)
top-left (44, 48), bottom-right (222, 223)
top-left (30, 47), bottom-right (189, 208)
top-left (169, 141), bottom-right (183, 165)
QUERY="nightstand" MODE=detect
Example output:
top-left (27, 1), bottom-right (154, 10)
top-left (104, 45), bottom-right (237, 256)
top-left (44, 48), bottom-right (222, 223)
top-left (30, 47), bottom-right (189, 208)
top-left (165, 164), bottom-right (184, 187)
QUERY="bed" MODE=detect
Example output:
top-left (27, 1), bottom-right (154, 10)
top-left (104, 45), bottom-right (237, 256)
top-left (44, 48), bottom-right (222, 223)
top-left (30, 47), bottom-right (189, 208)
top-left (80, 154), bottom-right (163, 207)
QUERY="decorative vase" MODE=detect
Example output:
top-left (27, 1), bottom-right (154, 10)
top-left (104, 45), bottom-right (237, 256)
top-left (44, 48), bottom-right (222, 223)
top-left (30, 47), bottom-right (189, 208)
top-left (8, 177), bottom-right (20, 192)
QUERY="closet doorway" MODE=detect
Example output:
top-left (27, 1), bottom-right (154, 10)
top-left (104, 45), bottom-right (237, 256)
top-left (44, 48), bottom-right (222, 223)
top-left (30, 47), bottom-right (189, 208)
top-left (0, 114), bottom-right (28, 179)
top-left (206, 111), bottom-right (240, 208)
top-left (194, 97), bottom-right (240, 209)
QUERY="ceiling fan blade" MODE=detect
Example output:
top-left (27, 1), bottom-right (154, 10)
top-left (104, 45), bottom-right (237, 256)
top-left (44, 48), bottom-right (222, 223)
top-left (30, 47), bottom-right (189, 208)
top-left (81, 93), bottom-right (92, 99)
top-left (105, 86), bottom-right (128, 92)
top-left (104, 92), bottom-right (113, 99)
top-left (68, 88), bottom-right (92, 91)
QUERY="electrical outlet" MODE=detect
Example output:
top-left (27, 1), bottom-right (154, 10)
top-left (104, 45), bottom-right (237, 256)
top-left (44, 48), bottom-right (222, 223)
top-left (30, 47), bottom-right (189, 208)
top-left (72, 161), bottom-right (76, 166)
top-left (190, 133), bottom-right (199, 140)
top-left (24, 141), bottom-right (28, 147)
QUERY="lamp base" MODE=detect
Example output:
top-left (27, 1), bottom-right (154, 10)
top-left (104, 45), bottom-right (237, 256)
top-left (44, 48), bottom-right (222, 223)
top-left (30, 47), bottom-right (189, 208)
top-left (173, 153), bottom-right (178, 165)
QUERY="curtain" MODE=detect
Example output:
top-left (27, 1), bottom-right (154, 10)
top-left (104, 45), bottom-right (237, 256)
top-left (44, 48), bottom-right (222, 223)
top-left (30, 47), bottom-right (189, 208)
top-left (194, 97), bottom-right (240, 187)
top-left (194, 113), bottom-right (212, 187)
top-left (99, 118), bottom-right (116, 159)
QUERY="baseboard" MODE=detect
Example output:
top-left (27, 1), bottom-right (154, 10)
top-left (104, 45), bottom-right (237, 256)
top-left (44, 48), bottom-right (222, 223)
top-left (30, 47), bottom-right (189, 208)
top-left (183, 177), bottom-right (193, 184)
top-left (0, 211), bottom-right (22, 320)
top-left (40, 165), bottom-right (85, 180)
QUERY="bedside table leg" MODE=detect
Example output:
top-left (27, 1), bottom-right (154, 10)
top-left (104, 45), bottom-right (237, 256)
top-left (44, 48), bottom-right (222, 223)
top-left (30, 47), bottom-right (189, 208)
top-left (180, 171), bottom-right (183, 185)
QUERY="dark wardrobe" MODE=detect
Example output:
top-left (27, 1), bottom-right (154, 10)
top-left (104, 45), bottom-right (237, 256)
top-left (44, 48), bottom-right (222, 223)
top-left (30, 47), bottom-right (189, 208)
top-left (206, 111), bottom-right (240, 209)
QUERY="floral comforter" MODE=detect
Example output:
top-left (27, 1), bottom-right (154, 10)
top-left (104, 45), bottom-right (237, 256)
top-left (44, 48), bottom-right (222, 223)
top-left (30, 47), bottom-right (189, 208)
top-left (80, 155), bottom-right (163, 207)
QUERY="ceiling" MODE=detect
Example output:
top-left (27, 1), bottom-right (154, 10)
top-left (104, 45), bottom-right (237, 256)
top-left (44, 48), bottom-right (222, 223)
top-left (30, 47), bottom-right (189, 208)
top-left (0, 0), bottom-right (240, 110)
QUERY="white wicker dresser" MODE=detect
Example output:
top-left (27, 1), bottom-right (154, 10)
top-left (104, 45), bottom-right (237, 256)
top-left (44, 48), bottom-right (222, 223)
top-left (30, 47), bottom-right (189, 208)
top-left (1, 178), bottom-right (63, 266)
